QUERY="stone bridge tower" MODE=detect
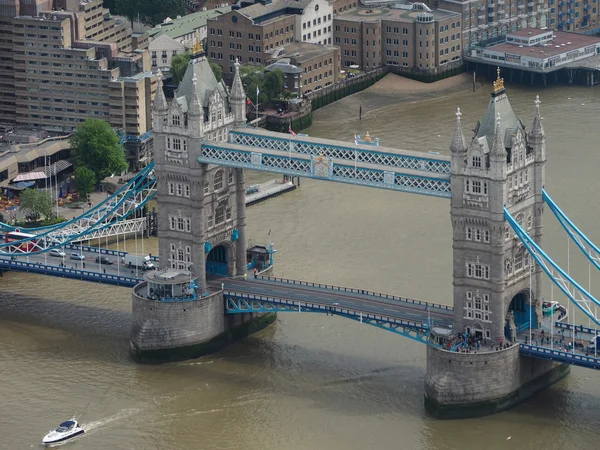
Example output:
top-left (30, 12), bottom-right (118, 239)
top-left (130, 46), bottom-right (276, 363)
top-left (424, 70), bottom-right (569, 419)
top-left (449, 68), bottom-right (545, 344)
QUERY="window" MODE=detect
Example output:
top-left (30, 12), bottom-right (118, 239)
top-left (214, 170), bottom-right (223, 190)
top-left (228, 171), bottom-right (234, 184)
top-left (472, 156), bottom-right (481, 168)
top-left (215, 203), bottom-right (226, 224)
top-left (527, 214), bottom-right (533, 230)
top-left (466, 261), bottom-right (490, 279)
top-left (172, 115), bottom-right (180, 126)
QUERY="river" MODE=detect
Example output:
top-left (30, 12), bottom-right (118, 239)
top-left (2, 77), bottom-right (600, 449)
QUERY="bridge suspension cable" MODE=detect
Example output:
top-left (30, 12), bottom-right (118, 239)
top-left (543, 187), bottom-right (600, 272)
top-left (0, 169), bottom-right (156, 255)
top-left (505, 208), bottom-right (600, 327)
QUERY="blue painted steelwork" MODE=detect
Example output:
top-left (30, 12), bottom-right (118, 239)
top-left (0, 162), bottom-right (155, 233)
top-left (0, 258), bottom-right (140, 287)
top-left (555, 321), bottom-right (600, 335)
top-left (224, 292), bottom-right (431, 343)
top-left (519, 343), bottom-right (600, 370)
top-left (543, 188), bottom-right (600, 272)
top-left (198, 143), bottom-right (451, 198)
top-left (257, 275), bottom-right (454, 312)
top-left (505, 208), bottom-right (600, 326)
top-left (0, 172), bottom-right (156, 255)
top-left (65, 244), bottom-right (127, 257)
top-left (230, 129), bottom-right (450, 174)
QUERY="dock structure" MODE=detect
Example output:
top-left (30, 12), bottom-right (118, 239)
top-left (246, 179), bottom-right (297, 206)
top-left (466, 28), bottom-right (600, 87)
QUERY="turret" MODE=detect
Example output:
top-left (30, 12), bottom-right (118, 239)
top-left (489, 112), bottom-right (507, 181)
top-left (153, 69), bottom-right (168, 131)
top-left (230, 60), bottom-right (247, 126)
top-left (188, 75), bottom-right (204, 138)
top-left (529, 95), bottom-right (545, 163)
top-left (450, 107), bottom-right (467, 174)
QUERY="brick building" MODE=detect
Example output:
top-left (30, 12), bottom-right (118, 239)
top-left (333, 3), bottom-right (462, 71)
top-left (0, 0), bottom-right (157, 169)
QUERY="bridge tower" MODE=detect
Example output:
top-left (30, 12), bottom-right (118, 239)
top-left (130, 43), bottom-right (275, 362)
top-left (424, 69), bottom-right (569, 418)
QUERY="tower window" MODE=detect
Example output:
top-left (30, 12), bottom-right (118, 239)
top-left (214, 170), bottom-right (223, 191)
top-left (172, 115), bottom-right (180, 126)
top-left (472, 156), bottom-right (482, 168)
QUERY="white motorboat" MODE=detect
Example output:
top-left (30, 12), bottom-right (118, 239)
top-left (42, 418), bottom-right (85, 446)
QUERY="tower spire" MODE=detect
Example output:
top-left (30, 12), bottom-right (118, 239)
top-left (153, 69), bottom-right (168, 113)
top-left (530, 95), bottom-right (544, 139)
top-left (188, 74), bottom-right (203, 118)
top-left (450, 107), bottom-right (467, 154)
top-left (490, 112), bottom-right (505, 159)
top-left (492, 67), bottom-right (505, 94)
top-left (230, 59), bottom-right (246, 126)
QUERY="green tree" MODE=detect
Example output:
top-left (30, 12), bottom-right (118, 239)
top-left (171, 52), bottom-right (190, 84)
top-left (73, 166), bottom-right (97, 200)
top-left (209, 61), bottom-right (222, 82)
top-left (20, 189), bottom-right (53, 221)
top-left (115, 0), bottom-right (139, 28)
top-left (263, 68), bottom-right (284, 101)
top-left (69, 119), bottom-right (128, 182)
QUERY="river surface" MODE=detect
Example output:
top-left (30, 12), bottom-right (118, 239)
top-left (2, 79), bottom-right (600, 449)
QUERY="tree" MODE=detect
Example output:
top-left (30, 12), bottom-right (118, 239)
top-left (73, 166), bottom-right (97, 200)
top-left (20, 189), bottom-right (53, 221)
top-left (115, 0), bottom-right (139, 28)
top-left (118, 0), bottom-right (185, 27)
top-left (210, 61), bottom-right (222, 82)
top-left (69, 119), bottom-right (128, 182)
top-left (171, 52), bottom-right (190, 85)
top-left (263, 68), bottom-right (284, 101)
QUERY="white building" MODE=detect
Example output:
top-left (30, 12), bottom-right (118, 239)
top-left (149, 34), bottom-right (187, 72)
top-left (297, 0), bottom-right (334, 45)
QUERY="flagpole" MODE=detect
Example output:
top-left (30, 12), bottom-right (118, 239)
top-left (255, 86), bottom-right (259, 128)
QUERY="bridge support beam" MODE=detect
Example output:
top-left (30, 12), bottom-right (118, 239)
top-left (129, 288), bottom-right (276, 363)
top-left (424, 345), bottom-right (570, 419)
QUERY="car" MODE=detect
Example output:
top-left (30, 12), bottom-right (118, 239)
top-left (49, 249), bottom-right (66, 258)
top-left (95, 256), bottom-right (113, 265)
top-left (333, 302), bottom-right (340, 306)
top-left (70, 253), bottom-right (85, 261)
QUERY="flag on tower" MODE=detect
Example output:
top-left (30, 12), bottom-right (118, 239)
top-left (246, 98), bottom-right (252, 105)
top-left (288, 126), bottom-right (297, 137)
top-left (354, 135), bottom-right (359, 146)
top-left (256, 86), bottom-right (260, 97)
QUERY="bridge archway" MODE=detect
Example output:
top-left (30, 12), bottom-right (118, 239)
top-left (505, 289), bottom-right (536, 339)
top-left (206, 243), bottom-right (233, 276)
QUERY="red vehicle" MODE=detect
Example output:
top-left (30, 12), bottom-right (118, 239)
top-left (5, 230), bottom-right (37, 251)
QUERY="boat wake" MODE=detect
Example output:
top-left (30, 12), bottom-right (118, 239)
top-left (82, 408), bottom-right (140, 434)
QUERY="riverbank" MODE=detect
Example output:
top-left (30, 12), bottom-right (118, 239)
top-left (316, 72), bottom-right (478, 119)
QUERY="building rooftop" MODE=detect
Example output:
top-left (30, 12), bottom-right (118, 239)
top-left (238, 0), bottom-right (312, 21)
top-left (486, 29), bottom-right (600, 59)
top-left (282, 41), bottom-right (338, 63)
top-left (148, 8), bottom-right (231, 40)
top-left (145, 269), bottom-right (196, 284)
top-left (335, 5), bottom-right (458, 23)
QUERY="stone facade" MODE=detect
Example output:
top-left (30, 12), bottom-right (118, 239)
top-left (425, 344), bottom-right (570, 418)
top-left (449, 70), bottom-right (545, 344)
top-left (152, 45), bottom-right (247, 293)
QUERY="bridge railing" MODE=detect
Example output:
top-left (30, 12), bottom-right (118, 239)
top-left (555, 322), bottom-right (600, 335)
top-left (519, 343), bottom-right (600, 369)
top-left (225, 291), bottom-right (429, 329)
top-left (65, 244), bottom-right (160, 262)
top-left (257, 275), bottom-right (453, 311)
top-left (0, 259), bottom-right (139, 287)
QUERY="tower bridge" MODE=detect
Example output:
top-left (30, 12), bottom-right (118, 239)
top-left (2, 50), bottom-right (600, 419)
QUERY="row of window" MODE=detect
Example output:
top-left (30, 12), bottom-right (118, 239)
top-left (22, 51), bottom-right (90, 61)
top-left (169, 215), bottom-right (192, 232)
top-left (440, 22), bottom-right (461, 32)
top-left (168, 182), bottom-right (191, 198)
top-left (464, 290), bottom-right (491, 322)
top-left (465, 179), bottom-right (488, 195)
top-left (302, 26), bottom-right (331, 41)
top-left (302, 70), bottom-right (333, 85)
top-left (302, 58), bottom-right (334, 73)
top-left (466, 226), bottom-right (490, 243)
top-left (439, 33), bottom-right (461, 44)
top-left (466, 261), bottom-right (490, 279)
top-left (302, 14), bottom-right (332, 29)
top-left (209, 52), bottom-right (263, 64)
top-left (151, 50), bottom-right (178, 58)
top-left (169, 243), bottom-right (191, 270)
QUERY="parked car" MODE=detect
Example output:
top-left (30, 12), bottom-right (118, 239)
top-left (95, 256), bottom-right (113, 265)
top-left (70, 253), bottom-right (85, 261)
top-left (49, 249), bottom-right (66, 258)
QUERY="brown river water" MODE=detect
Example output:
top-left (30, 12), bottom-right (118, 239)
top-left (2, 76), bottom-right (600, 449)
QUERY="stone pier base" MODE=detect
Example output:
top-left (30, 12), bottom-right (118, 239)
top-left (129, 288), bottom-right (276, 363)
top-left (424, 344), bottom-right (570, 419)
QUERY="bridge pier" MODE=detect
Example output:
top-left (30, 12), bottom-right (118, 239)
top-left (424, 345), bottom-right (570, 419)
top-left (129, 272), bottom-right (276, 363)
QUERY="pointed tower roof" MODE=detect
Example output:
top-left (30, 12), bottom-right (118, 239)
top-left (476, 67), bottom-right (522, 149)
top-left (450, 107), bottom-right (467, 154)
top-left (175, 54), bottom-right (228, 110)
top-left (230, 59), bottom-right (245, 101)
top-left (153, 69), bottom-right (168, 112)
top-left (188, 74), bottom-right (202, 117)
top-left (490, 112), bottom-right (506, 158)
top-left (530, 95), bottom-right (545, 139)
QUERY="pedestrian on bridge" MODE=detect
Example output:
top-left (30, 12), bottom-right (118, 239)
top-left (244, 273), bottom-right (247, 281)
top-left (221, 282), bottom-right (224, 291)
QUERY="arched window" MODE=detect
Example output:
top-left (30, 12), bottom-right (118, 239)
top-left (516, 213), bottom-right (524, 227)
top-left (215, 203), bottom-right (226, 224)
top-left (214, 170), bottom-right (223, 191)
top-left (228, 171), bottom-right (234, 184)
